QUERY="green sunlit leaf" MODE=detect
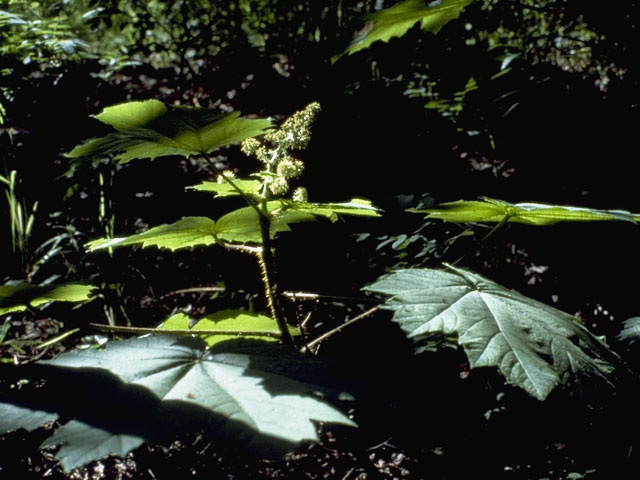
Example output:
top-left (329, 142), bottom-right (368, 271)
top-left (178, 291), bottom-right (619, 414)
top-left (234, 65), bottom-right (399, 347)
top-left (94, 99), bottom-right (167, 131)
top-left (86, 217), bottom-right (217, 252)
top-left (0, 283), bottom-right (95, 315)
top-left (87, 199), bottom-right (380, 252)
top-left (67, 100), bottom-right (272, 163)
top-left (188, 179), bottom-right (263, 199)
top-left (336, 0), bottom-right (471, 60)
top-left (158, 311), bottom-right (300, 346)
top-left (283, 198), bottom-right (382, 221)
top-left (365, 265), bottom-right (621, 400)
top-left (413, 197), bottom-right (638, 225)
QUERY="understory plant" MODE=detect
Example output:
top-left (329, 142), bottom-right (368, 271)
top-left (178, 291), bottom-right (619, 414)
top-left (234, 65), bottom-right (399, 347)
top-left (1, 1), bottom-right (639, 475)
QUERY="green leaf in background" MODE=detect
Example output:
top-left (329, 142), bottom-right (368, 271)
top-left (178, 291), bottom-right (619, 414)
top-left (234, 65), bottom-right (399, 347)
top-left (0, 10), bottom-right (27, 27)
top-left (188, 179), bottom-right (263, 200)
top-left (93, 99), bottom-right (168, 131)
top-left (336, 0), bottom-right (471, 60)
top-left (85, 217), bottom-right (217, 252)
top-left (364, 265), bottom-right (621, 400)
top-left (0, 335), bottom-right (355, 472)
top-left (67, 99), bottom-right (272, 163)
top-left (0, 283), bottom-right (95, 315)
top-left (617, 317), bottom-right (640, 343)
top-left (158, 310), bottom-right (300, 346)
top-left (413, 197), bottom-right (638, 225)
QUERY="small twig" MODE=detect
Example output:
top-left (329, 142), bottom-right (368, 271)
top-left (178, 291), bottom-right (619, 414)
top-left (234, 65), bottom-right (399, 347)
top-left (89, 323), bottom-right (283, 339)
top-left (161, 286), bottom-right (226, 298)
top-left (17, 346), bottom-right (50, 364)
top-left (341, 467), bottom-right (355, 480)
top-left (300, 311), bottom-right (313, 332)
top-left (367, 437), bottom-right (396, 451)
top-left (298, 311), bottom-right (313, 340)
top-left (301, 305), bottom-right (380, 354)
top-left (282, 291), bottom-right (378, 303)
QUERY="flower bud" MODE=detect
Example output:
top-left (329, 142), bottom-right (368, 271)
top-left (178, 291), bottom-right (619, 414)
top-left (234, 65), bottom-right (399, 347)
top-left (292, 187), bottom-right (308, 202)
top-left (276, 158), bottom-right (304, 179)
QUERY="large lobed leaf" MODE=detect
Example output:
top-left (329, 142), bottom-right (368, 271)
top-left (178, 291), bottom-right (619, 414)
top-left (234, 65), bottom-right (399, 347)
top-left (365, 265), bottom-right (621, 400)
top-left (414, 197), bottom-right (639, 225)
top-left (0, 283), bottom-right (95, 315)
top-left (336, 0), bottom-right (471, 59)
top-left (67, 99), bottom-right (272, 163)
top-left (0, 335), bottom-right (355, 472)
top-left (86, 199), bottom-right (380, 251)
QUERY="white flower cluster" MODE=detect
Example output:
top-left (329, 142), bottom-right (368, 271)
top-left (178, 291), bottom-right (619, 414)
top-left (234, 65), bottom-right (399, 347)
top-left (240, 102), bottom-right (321, 198)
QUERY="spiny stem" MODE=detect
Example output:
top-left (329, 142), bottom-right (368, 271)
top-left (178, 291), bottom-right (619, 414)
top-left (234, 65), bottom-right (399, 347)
top-left (200, 151), bottom-right (292, 346)
top-left (217, 239), bottom-right (263, 255)
top-left (258, 214), bottom-right (294, 346)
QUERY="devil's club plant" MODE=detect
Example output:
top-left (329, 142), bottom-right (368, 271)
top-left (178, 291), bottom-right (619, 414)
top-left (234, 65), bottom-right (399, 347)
top-left (0, 100), bottom-right (379, 472)
top-left (2, 0), bottom-right (639, 473)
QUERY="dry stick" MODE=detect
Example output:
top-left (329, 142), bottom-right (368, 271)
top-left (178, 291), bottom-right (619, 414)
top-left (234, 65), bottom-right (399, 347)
top-left (89, 323), bottom-right (282, 339)
top-left (161, 286), bottom-right (226, 298)
top-left (301, 305), bottom-right (380, 354)
top-left (281, 291), bottom-right (378, 303)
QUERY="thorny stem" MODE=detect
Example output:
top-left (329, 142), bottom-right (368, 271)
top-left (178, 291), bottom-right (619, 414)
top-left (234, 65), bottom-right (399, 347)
top-left (248, 144), bottom-right (295, 345)
top-left (216, 239), bottom-right (262, 255)
top-left (199, 151), bottom-right (293, 346)
top-left (258, 210), bottom-right (294, 346)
